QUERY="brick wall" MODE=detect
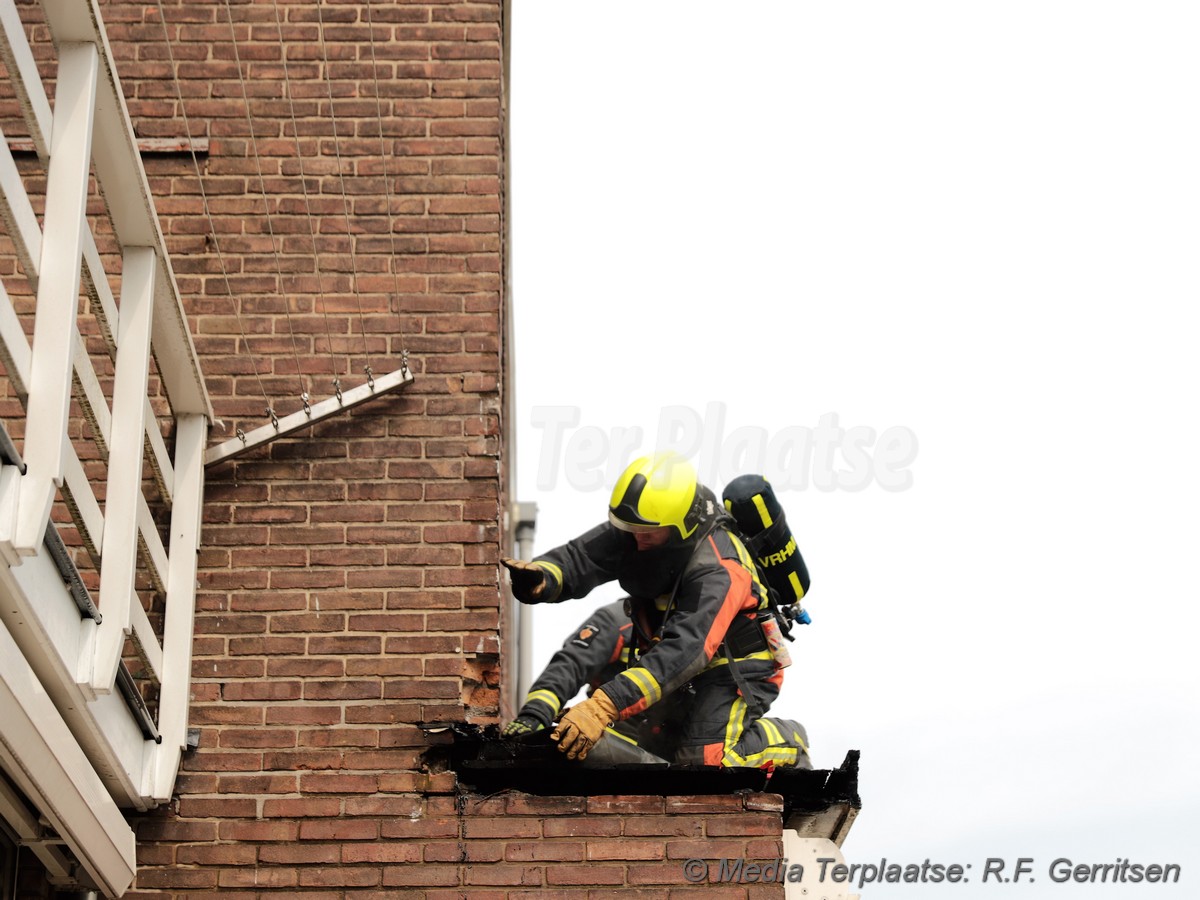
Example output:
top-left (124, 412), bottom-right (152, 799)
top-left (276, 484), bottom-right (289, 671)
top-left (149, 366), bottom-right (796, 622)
top-left (101, 0), bottom-right (514, 893)
top-left (132, 791), bottom-right (785, 897)
top-left (0, 0), bottom-right (790, 894)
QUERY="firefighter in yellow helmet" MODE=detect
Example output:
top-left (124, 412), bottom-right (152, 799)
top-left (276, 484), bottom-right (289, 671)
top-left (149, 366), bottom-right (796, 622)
top-left (502, 452), bottom-right (810, 769)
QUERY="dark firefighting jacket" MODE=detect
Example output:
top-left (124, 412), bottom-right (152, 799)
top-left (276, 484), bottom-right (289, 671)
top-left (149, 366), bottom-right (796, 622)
top-left (531, 487), bottom-right (776, 721)
top-left (518, 601), bottom-right (632, 727)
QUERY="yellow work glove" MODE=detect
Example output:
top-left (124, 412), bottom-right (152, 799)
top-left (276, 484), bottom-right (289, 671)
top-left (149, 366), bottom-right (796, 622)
top-left (551, 689), bottom-right (618, 761)
top-left (501, 558), bottom-right (546, 603)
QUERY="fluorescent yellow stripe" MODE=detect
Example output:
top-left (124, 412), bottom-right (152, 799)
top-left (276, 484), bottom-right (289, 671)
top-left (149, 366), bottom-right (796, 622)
top-left (525, 689), bottom-right (561, 715)
top-left (604, 726), bottom-right (638, 746)
top-left (729, 532), bottom-right (753, 567)
top-left (751, 494), bottom-right (773, 528)
top-left (535, 561), bottom-right (564, 602)
top-left (761, 718), bottom-right (785, 747)
top-left (618, 667), bottom-right (662, 705)
top-left (729, 534), bottom-right (769, 608)
top-left (723, 499), bottom-right (733, 513)
top-left (616, 669), bottom-right (648, 702)
top-left (788, 570), bottom-right (805, 600)
top-left (705, 649), bottom-right (774, 671)
top-left (736, 746), bottom-right (799, 768)
top-left (722, 718), bottom-right (811, 769)
top-left (723, 697), bottom-right (747, 759)
top-left (791, 729), bottom-right (809, 754)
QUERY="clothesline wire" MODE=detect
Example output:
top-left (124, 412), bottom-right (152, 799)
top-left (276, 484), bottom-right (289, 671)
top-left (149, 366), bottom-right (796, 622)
top-left (152, 0), bottom-right (272, 427)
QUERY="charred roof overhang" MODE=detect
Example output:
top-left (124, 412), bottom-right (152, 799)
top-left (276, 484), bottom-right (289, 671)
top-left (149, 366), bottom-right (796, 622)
top-left (423, 724), bottom-right (861, 845)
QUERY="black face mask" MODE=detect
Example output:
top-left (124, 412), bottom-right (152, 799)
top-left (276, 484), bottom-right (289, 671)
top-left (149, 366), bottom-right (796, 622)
top-left (618, 537), bottom-right (693, 599)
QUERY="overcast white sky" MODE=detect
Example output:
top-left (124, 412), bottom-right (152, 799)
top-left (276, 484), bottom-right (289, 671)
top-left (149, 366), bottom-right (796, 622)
top-left (509, 3), bottom-right (1199, 896)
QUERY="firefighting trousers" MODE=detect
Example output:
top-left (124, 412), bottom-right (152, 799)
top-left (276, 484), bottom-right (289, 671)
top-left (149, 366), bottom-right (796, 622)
top-left (635, 659), bottom-right (811, 769)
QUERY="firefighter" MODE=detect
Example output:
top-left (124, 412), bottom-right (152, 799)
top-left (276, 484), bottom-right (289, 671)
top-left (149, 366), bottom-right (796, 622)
top-left (503, 600), bottom-right (632, 737)
top-left (501, 452), bottom-right (811, 769)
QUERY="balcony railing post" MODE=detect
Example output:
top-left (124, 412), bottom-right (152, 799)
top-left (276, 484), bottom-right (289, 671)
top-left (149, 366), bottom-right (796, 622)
top-left (14, 41), bottom-right (98, 554)
top-left (91, 246), bottom-right (156, 695)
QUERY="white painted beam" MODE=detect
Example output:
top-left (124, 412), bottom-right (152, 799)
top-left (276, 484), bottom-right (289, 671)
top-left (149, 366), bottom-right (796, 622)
top-left (0, 122), bottom-right (43, 284)
top-left (0, 614), bottom-right (136, 897)
top-left (144, 404), bottom-right (174, 506)
top-left (14, 41), bottom-right (98, 555)
top-left (81, 227), bottom-right (118, 354)
top-left (204, 365), bottom-right (415, 468)
top-left (0, 775), bottom-right (76, 881)
top-left (39, 0), bottom-right (212, 421)
top-left (72, 336), bottom-right (112, 457)
top-left (128, 594), bottom-right (162, 685)
top-left (0, 523), bottom-right (151, 811)
top-left (91, 247), bottom-right (155, 696)
top-left (151, 413), bottom-right (204, 801)
top-left (0, 277), bottom-right (30, 400)
top-left (0, 0), bottom-right (52, 161)
top-left (136, 493), bottom-right (168, 595)
top-left (56, 438), bottom-right (105, 567)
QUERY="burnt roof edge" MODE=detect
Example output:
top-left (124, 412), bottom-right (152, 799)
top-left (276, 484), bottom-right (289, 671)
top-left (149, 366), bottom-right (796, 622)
top-left (422, 723), bottom-right (860, 843)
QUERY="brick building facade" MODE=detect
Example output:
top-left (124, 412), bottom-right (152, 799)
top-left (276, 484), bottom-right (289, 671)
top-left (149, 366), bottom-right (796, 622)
top-left (0, 1), bottom-right (831, 896)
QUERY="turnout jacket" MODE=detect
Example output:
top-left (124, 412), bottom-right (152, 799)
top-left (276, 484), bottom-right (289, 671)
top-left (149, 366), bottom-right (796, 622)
top-left (532, 489), bottom-right (776, 721)
top-left (519, 601), bottom-right (632, 727)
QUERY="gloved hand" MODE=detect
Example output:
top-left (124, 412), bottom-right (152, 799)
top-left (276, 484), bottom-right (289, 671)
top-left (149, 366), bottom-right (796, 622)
top-left (501, 558), bottom-right (546, 603)
top-left (502, 715), bottom-right (545, 737)
top-left (551, 688), bottom-right (618, 761)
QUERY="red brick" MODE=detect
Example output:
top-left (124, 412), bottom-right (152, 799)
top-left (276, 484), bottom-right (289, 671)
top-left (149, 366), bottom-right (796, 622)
top-left (705, 814), bottom-right (783, 837)
top-left (627, 862), bottom-right (700, 885)
top-left (587, 795), bottom-right (666, 815)
top-left (300, 773), bottom-right (380, 794)
top-left (176, 798), bottom-right (256, 818)
top-left (505, 841), bottom-right (586, 862)
top-left (381, 817), bottom-right (461, 840)
top-left (298, 819), bottom-right (379, 841)
top-left (744, 793), bottom-right (785, 812)
top-left (261, 798), bottom-right (342, 818)
top-left (219, 867), bottom-right (298, 889)
top-left (545, 865), bottom-right (625, 886)
top-left (670, 794), bottom-right (750, 813)
top-left (383, 865), bottom-right (461, 887)
top-left (666, 839), bottom-right (760, 860)
top-left (258, 844), bottom-right (340, 865)
top-left (587, 839), bottom-right (666, 861)
top-left (297, 866), bottom-right (381, 887)
top-left (218, 821), bottom-right (299, 842)
top-left (463, 864), bottom-right (543, 886)
top-left (542, 818), bottom-right (623, 839)
top-left (623, 816), bottom-right (705, 838)
top-left (463, 818), bottom-right (541, 840)
top-left (215, 774), bottom-right (299, 795)
top-left (343, 795), bottom-right (423, 817)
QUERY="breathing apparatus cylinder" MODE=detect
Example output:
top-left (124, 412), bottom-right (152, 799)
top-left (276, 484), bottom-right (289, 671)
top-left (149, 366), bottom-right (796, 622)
top-left (722, 474), bottom-right (811, 637)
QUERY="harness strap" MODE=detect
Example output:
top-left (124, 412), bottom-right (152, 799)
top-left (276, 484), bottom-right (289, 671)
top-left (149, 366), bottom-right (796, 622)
top-left (722, 640), bottom-right (766, 719)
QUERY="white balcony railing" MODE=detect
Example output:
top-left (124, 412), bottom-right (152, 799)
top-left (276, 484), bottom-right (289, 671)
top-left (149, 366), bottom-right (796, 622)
top-left (0, 0), bottom-right (211, 895)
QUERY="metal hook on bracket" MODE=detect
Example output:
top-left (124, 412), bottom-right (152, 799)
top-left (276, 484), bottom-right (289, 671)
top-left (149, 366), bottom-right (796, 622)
top-left (301, 392), bottom-right (312, 417)
top-left (267, 406), bottom-right (280, 431)
top-left (333, 378), bottom-right (343, 405)
top-left (365, 365), bottom-right (375, 390)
